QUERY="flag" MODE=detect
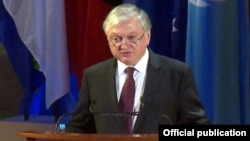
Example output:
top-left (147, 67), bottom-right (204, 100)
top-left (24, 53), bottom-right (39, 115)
top-left (186, 0), bottom-right (250, 124)
top-left (171, 0), bottom-right (188, 62)
top-left (2, 0), bottom-right (70, 109)
top-left (0, 0), bottom-right (45, 118)
top-left (123, 0), bottom-right (188, 62)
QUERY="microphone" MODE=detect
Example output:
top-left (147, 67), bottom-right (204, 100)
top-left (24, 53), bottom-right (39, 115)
top-left (89, 105), bottom-right (173, 125)
top-left (89, 106), bottom-right (140, 116)
top-left (56, 112), bottom-right (75, 132)
top-left (56, 103), bottom-right (173, 132)
top-left (139, 96), bottom-right (173, 125)
top-left (55, 108), bottom-right (139, 132)
top-left (139, 96), bottom-right (144, 110)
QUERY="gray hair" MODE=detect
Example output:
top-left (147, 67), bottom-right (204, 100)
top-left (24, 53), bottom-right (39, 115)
top-left (103, 3), bottom-right (151, 34)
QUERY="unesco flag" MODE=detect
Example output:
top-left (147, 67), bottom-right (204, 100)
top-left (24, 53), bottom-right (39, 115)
top-left (186, 0), bottom-right (250, 124)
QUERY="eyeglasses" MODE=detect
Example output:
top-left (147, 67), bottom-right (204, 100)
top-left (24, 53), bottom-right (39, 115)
top-left (109, 32), bottom-right (145, 48)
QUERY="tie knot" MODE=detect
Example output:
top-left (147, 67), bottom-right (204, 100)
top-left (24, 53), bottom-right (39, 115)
top-left (125, 67), bottom-right (134, 76)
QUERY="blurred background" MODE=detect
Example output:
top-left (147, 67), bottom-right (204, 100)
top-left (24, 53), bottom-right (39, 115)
top-left (0, 0), bottom-right (249, 124)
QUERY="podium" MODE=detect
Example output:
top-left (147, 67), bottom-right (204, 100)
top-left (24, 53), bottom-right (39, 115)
top-left (18, 130), bottom-right (158, 141)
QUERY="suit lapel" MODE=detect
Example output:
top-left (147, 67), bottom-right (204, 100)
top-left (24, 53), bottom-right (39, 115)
top-left (99, 59), bottom-right (120, 112)
top-left (133, 50), bottom-right (162, 132)
top-left (97, 59), bottom-right (127, 132)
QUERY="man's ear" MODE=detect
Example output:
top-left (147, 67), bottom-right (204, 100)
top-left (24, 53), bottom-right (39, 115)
top-left (146, 31), bottom-right (151, 45)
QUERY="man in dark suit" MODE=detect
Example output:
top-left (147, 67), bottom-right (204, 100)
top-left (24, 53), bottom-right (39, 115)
top-left (65, 3), bottom-right (210, 134)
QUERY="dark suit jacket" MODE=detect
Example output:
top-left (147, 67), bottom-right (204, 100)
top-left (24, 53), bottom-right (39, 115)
top-left (65, 49), bottom-right (210, 134)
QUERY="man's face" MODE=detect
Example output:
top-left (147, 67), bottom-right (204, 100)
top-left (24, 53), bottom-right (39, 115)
top-left (106, 17), bottom-right (150, 66)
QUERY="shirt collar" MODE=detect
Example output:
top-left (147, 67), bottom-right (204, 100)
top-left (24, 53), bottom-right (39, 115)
top-left (117, 48), bottom-right (149, 76)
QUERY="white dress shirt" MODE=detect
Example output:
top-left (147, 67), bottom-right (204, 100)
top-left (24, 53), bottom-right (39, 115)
top-left (116, 48), bottom-right (149, 128)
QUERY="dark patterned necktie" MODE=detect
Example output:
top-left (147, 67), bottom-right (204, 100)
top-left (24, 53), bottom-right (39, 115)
top-left (119, 67), bottom-right (135, 133)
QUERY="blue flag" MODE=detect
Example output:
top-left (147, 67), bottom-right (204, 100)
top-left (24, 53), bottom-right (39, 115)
top-left (124, 0), bottom-right (174, 57)
top-left (0, 0), bottom-right (76, 118)
top-left (2, 0), bottom-right (70, 109)
top-left (171, 0), bottom-right (188, 62)
top-left (186, 0), bottom-right (250, 124)
top-left (0, 0), bottom-right (45, 118)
